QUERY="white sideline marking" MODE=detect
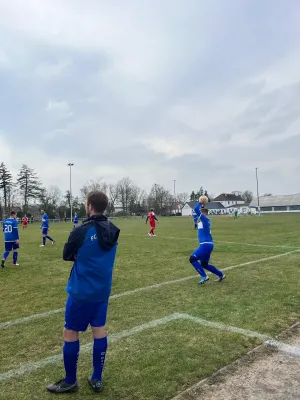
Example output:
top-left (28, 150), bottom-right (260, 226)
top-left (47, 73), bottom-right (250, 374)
top-left (265, 340), bottom-right (300, 357)
top-left (0, 314), bottom-right (181, 382)
top-left (1, 312), bottom-right (300, 382)
top-left (123, 233), bottom-right (299, 249)
top-left (1, 249), bottom-right (299, 330)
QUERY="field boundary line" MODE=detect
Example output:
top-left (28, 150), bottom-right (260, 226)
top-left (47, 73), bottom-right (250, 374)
top-left (2, 312), bottom-right (300, 382)
top-left (122, 233), bottom-right (299, 249)
top-left (1, 249), bottom-right (299, 330)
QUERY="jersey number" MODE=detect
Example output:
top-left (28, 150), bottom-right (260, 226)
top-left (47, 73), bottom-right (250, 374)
top-left (4, 225), bottom-right (12, 233)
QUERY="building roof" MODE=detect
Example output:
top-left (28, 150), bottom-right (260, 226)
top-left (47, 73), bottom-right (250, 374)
top-left (214, 193), bottom-right (244, 202)
top-left (250, 193), bottom-right (300, 207)
top-left (226, 203), bottom-right (250, 209)
top-left (184, 201), bottom-right (225, 210)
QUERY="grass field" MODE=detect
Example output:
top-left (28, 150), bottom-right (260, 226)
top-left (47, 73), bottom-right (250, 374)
top-left (0, 214), bottom-right (300, 399)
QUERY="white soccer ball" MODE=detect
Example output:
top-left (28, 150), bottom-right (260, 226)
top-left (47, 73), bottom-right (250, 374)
top-left (199, 195), bottom-right (208, 204)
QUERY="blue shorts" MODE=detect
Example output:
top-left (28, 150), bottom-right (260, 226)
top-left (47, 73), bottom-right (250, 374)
top-left (64, 295), bottom-right (108, 332)
top-left (42, 228), bottom-right (48, 235)
top-left (193, 217), bottom-right (198, 223)
top-left (5, 242), bottom-right (19, 252)
top-left (192, 243), bottom-right (214, 263)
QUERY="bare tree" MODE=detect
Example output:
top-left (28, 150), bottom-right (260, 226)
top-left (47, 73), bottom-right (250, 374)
top-left (176, 192), bottom-right (189, 211)
top-left (242, 190), bottom-right (254, 203)
top-left (107, 184), bottom-right (119, 214)
top-left (80, 178), bottom-right (107, 200)
top-left (116, 177), bottom-right (134, 214)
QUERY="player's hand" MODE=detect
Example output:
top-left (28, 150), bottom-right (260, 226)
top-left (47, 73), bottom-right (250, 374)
top-left (16, 240), bottom-right (19, 244)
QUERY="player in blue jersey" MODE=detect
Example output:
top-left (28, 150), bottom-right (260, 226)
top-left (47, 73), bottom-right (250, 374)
top-left (192, 209), bottom-right (198, 229)
top-left (189, 201), bottom-right (226, 285)
top-left (73, 212), bottom-right (79, 228)
top-left (1, 211), bottom-right (20, 268)
top-left (47, 191), bottom-right (120, 394)
top-left (40, 210), bottom-right (55, 247)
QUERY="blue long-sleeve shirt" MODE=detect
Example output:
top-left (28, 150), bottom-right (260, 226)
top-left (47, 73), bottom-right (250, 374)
top-left (63, 215), bottom-right (120, 302)
top-left (3, 218), bottom-right (19, 242)
top-left (194, 203), bottom-right (213, 244)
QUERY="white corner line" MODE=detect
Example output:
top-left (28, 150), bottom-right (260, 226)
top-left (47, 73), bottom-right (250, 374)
top-left (1, 249), bottom-right (299, 330)
top-left (0, 314), bottom-right (181, 382)
top-left (1, 312), bottom-right (300, 382)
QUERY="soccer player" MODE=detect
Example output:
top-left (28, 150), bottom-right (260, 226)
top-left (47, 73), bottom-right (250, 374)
top-left (47, 191), bottom-right (120, 394)
top-left (189, 201), bottom-right (225, 285)
top-left (192, 209), bottom-right (198, 228)
top-left (146, 208), bottom-right (158, 236)
top-left (40, 210), bottom-right (55, 247)
top-left (22, 215), bottom-right (28, 230)
top-left (1, 211), bottom-right (19, 268)
top-left (73, 212), bottom-right (79, 228)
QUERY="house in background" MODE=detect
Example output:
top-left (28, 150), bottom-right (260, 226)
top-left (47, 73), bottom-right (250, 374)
top-left (181, 201), bottom-right (226, 216)
top-left (213, 193), bottom-right (245, 208)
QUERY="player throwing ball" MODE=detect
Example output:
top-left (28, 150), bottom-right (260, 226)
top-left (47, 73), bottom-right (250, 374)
top-left (146, 208), bottom-right (159, 236)
top-left (189, 196), bottom-right (226, 285)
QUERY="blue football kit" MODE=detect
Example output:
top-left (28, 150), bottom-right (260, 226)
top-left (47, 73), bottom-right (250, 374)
top-left (46, 215), bottom-right (120, 393)
top-left (2, 217), bottom-right (19, 267)
top-left (189, 203), bottom-right (224, 284)
top-left (192, 209), bottom-right (198, 228)
top-left (63, 215), bottom-right (120, 331)
top-left (73, 213), bottom-right (79, 227)
top-left (41, 213), bottom-right (49, 235)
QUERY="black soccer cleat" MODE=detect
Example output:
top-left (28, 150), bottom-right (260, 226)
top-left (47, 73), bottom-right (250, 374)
top-left (47, 379), bottom-right (78, 394)
top-left (88, 376), bottom-right (104, 393)
top-left (1, 260), bottom-right (5, 269)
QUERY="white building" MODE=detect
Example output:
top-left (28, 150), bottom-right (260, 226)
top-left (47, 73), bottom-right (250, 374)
top-left (181, 201), bottom-right (226, 216)
top-left (250, 194), bottom-right (300, 213)
top-left (226, 204), bottom-right (256, 215)
top-left (213, 193), bottom-right (245, 208)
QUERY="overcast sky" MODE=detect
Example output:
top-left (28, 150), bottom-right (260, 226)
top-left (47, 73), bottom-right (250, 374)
top-left (0, 0), bottom-right (299, 197)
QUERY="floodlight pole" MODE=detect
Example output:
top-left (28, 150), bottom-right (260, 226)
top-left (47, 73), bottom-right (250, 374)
top-left (255, 167), bottom-right (260, 215)
top-left (174, 179), bottom-right (176, 214)
top-left (68, 163), bottom-right (74, 222)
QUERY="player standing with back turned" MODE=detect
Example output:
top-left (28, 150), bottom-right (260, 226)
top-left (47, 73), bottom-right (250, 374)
top-left (1, 211), bottom-right (20, 268)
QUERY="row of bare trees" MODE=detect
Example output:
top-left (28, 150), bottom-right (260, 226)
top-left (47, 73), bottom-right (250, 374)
top-left (0, 164), bottom-right (190, 219)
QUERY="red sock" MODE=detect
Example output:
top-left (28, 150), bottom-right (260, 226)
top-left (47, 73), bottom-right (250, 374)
top-left (150, 227), bottom-right (154, 235)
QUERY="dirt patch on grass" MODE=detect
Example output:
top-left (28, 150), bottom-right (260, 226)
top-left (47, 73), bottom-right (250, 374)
top-left (174, 324), bottom-right (300, 400)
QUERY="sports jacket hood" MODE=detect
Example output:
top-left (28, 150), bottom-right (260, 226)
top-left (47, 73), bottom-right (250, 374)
top-left (83, 215), bottom-right (120, 251)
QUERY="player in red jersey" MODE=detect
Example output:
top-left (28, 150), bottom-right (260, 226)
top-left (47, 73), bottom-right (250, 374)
top-left (22, 215), bottom-right (28, 230)
top-left (146, 208), bottom-right (159, 236)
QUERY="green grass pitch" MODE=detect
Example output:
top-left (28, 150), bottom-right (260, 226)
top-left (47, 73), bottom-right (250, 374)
top-left (0, 214), bottom-right (300, 399)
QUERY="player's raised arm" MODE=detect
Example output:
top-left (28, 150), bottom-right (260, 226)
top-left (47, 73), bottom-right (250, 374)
top-left (194, 202), bottom-right (201, 217)
top-left (63, 228), bottom-right (85, 261)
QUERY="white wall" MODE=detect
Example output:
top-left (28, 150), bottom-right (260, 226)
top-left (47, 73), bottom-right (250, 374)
top-left (181, 204), bottom-right (193, 216)
top-left (220, 200), bottom-right (244, 208)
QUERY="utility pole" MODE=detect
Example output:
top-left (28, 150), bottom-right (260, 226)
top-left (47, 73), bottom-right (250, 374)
top-left (68, 163), bottom-right (74, 222)
top-left (255, 167), bottom-right (260, 215)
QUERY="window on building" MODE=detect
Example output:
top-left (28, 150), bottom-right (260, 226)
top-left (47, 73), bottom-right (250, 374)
top-left (261, 207), bottom-right (273, 211)
top-left (273, 206), bottom-right (287, 211)
top-left (289, 205), bottom-right (300, 211)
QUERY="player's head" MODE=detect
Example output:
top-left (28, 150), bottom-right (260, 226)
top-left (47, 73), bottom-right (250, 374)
top-left (41, 210), bottom-right (45, 215)
top-left (10, 210), bottom-right (16, 219)
top-left (150, 208), bottom-right (154, 212)
top-left (200, 207), bottom-right (209, 216)
top-left (86, 191), bottom-right (108, 217)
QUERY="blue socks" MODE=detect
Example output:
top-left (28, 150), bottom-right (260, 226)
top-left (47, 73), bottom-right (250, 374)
top-left (46, 235), bottom-right (54, 242)
top-left (190, 259), bottom-right (223, 278)
top-left (2, 251), bottom-right (9, 260)
top-left (42, 237), bottom-right (46, 245)
top-left (205, 264), bottom-right (223, 278)
top-left (92, 337), bottom-right (107, 381)
top-left (63, 341), bottom-right (80, 385)
top-left (13, 252), bottom-right (18, 265)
